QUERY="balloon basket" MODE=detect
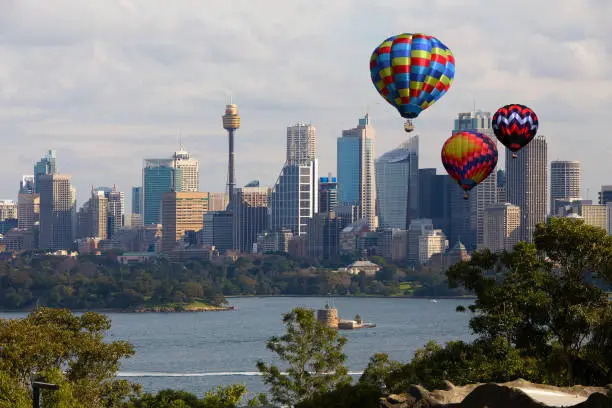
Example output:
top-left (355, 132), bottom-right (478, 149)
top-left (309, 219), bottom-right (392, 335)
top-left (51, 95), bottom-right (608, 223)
top-left (463, 192), bottom-right (469, 200)
top-left (512, 153), bottom-right (518, 159)
top-left (404, 120), bottom-right (415, 133)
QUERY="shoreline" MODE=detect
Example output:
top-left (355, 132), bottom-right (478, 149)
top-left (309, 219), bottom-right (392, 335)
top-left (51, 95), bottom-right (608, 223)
top-left (224, 294), bottom-right (476, 300)
top-left (0, 295), bottom-right (475, 314)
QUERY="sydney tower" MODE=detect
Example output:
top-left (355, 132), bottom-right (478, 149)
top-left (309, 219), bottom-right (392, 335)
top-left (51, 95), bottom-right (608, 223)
top-left (222, 104), bottom-right (240, 200)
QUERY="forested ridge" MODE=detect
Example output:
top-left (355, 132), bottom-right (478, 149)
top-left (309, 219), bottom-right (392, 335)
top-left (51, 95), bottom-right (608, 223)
top-left (0, 252), bottom-right (465, 310)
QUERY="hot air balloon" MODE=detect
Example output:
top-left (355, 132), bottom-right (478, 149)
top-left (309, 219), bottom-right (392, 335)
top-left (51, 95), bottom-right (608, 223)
top-left (492, 104), bottom-right (538, 159)
top-left (441, 131), bottom-right (498, 200)
top-left (370, 33), bottom-right (455, 133)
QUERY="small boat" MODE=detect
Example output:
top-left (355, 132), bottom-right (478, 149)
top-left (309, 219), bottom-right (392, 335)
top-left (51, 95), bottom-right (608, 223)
top-left (429, 299), bottom-right (438, 303)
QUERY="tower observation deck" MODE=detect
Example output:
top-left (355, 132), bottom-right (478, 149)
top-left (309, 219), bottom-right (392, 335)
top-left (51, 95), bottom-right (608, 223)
top-left (222, 104), bottom-right (240, 201)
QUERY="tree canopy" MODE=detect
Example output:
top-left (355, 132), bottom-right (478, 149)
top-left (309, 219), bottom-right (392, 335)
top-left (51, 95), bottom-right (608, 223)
top-left (0, 307), bottom-right (139, 407)
top-left (257, 307), bottom-right (351, 407)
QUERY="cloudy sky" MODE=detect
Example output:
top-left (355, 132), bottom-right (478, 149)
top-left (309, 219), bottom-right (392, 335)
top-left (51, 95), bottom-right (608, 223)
top-left (1, 0), bottom-right (611, 208)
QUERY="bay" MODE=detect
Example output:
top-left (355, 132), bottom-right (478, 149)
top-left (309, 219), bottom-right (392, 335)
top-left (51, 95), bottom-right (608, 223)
top-left (1, 296), bottom-right (474, 398)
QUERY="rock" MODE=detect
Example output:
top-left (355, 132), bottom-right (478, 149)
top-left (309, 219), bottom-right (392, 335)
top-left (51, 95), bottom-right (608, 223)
top-left (378, 379), bottom-right (612, 408)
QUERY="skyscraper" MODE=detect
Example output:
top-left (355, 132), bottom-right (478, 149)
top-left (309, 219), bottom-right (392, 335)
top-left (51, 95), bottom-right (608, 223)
top-left (375, 135), bottom-right (418, 229)
top-left (142, 159), bottom-right (182, 225)
top-left (269, 159), bottom-right (319, 236)
top-left (106, 186), bottom-right (125, 239)
top-left (319, 175), bottom-right (338, 214)
top-left (496, 169), bottom-right (507, 203)
top-left (337, 114), bottom-right (377, 230)
top-left (173, 148), bottom-right (199, 192)
top-left (599, 186), bottom-right (612, 206)
top-left (20, 176), bottom-right (35, 194)
top-left (452, 110), bottom-right (497, 249)
top-left (34, 150), bottom-right (57, 193)
top-left (161, 191), bottom-right (208, 253)
top-left (286, 123), bottom-right (316, 164)
top-left (506, 135), bottom-right (548, 242)
top-left (131, 186), bottom-right (142, 227)
top-left (418, 168), bottom-right (451, 234)
top-left (483, 203), bottom-right (521, 252)
top-left (231, 187), bottom-right (269, 253)
top-left (77, 190), bottom-right (108, 240)
top-left (38, 174), bottom-right (75, 251)
top-left (550, 161), bottom-right (581, 215)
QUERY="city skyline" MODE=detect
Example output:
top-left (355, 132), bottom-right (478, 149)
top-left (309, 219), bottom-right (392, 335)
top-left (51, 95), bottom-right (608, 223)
top-left (0, 1), bottom-right (610, 206)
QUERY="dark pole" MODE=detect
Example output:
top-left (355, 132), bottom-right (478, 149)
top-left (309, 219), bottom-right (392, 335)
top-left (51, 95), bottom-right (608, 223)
top-left (228, 129), bottom-right (235, 200)
top-left (32, 381), bottom-right (59, 408)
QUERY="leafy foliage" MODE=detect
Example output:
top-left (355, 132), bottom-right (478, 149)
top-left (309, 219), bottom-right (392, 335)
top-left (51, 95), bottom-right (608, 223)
top-left (126, 385), bottom-right (249, 408)
top-left (444, 217), bottom-right (612, 386)
top-left (0, 308), bottom-right (140, 407)
top-left (0, 252), bottom-right (465, 311)
top-left (295, 383), bottom-right (381, 408)
top-left (257, 307), bottom-right (351, 407)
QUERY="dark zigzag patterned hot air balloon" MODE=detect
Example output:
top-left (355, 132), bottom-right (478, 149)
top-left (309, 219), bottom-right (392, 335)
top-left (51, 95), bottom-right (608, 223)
top-left (492, 104), bottom-right (538, 159)
top-left (441, 131), bottom-right (498, 200)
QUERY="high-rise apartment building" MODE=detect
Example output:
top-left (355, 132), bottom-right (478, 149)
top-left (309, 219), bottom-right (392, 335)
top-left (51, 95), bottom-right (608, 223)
top-left (142, 159), bottom-right (182, 225)
top-left (506, 135), bottom-right (548, 242)
top-left (231, 187), bottom-right (269, 253)
top-left (269, 159), bottom-right (319, 236)
top-left (483, 203), bottom-right (521, 252)
top-left (38, 174), bottom-right (75, 251)
top-left (286, 123), bottom-right (316, 164)
top-left (173, 148), bottom-right (199, 192)
top-left (34, 150), bottom-right (57, 193)
top-left (160, 192), bottom-right (208, 253)
top-left (319, 175), bottom-right (338, 214)
top-left (550, 161), bottom-right (581, 215)
top-left (375, 135), bottom-right (418, 229)
top-left (452, 110), bottom-right (497, 249)
top-left (337, 114), bottom-right (377, 230)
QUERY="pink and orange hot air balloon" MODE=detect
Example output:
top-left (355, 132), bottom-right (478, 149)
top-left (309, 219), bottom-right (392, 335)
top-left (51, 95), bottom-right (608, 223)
top-left (441, 131), bottom-right (498, 199)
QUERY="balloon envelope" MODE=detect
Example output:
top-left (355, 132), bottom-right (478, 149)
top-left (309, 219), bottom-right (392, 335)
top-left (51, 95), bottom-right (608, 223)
top-left (441, 131), bottom-right (498, 193)
top-left (370, 33), bottom-right (455, 119)
top-left (492, 104), bottom-right (538, 153)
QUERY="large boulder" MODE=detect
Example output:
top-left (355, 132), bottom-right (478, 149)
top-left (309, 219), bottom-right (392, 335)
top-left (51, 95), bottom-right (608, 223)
top-left (379, 379), bottom-right (612, 408)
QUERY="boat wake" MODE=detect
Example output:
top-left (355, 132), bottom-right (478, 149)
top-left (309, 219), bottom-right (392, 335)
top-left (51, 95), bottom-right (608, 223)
top-left (118, 371), bottom-right (364, 377)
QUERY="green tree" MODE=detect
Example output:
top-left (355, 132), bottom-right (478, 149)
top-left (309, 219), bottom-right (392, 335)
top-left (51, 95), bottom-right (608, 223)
top-left (447, 217), bottom-right (612, 385)
top-left (0, 307), bottom-right (140, 407)
top-left (256, 307), bottom-right (351, 407)
top-left (127, 385), bottom-right (247, 408)
top-left (358, 353), bottom-right (402, 392)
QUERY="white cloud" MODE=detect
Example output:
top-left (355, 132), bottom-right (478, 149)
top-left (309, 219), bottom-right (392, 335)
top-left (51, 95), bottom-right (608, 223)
top-left (0, 0), bottom-right (610, 206)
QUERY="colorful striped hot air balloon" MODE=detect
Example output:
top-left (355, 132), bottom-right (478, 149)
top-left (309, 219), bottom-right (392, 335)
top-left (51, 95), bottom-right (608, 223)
top-left (370, 33), bottom-right (455, 133)
top-left (441, 131), bottom-right (498, 200)
top-left (492, 104), bottom-right (539, 158)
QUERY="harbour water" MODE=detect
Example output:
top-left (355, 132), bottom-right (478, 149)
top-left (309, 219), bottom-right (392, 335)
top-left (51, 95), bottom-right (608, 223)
top-left (1, 296), bottom-right (474, 397)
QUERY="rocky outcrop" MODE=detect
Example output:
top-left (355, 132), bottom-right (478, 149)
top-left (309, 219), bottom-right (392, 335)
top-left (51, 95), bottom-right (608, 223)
top-left (379, 379), bottom-right (612, 408)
